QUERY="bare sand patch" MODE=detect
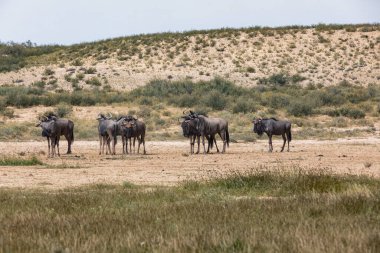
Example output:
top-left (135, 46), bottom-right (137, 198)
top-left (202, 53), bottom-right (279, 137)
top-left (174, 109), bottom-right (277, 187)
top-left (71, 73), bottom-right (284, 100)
top-left (0, 138), bottom-right (379, 189)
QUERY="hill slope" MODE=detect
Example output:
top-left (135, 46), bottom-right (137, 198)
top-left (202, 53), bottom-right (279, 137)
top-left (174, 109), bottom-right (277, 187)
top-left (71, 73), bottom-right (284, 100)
top-left (0, 24), bottom-right (379, 91)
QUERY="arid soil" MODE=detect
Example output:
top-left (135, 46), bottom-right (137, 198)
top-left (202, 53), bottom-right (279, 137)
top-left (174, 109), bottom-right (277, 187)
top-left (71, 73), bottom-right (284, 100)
top-left (0, 137), bottom-right (379, 189)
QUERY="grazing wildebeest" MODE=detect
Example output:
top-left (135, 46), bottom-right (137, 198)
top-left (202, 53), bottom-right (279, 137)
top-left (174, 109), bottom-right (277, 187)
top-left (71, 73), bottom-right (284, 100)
top-left (180, 114), bottom-right (215, 154)
top-left (122, 117), bottom-right (146, 155)
top-left (191, 112), bottom-right (230, 154)
top-left (252, 117), bottom-right (292, 152)
top-left (36, 115), bottom-right (74, 157)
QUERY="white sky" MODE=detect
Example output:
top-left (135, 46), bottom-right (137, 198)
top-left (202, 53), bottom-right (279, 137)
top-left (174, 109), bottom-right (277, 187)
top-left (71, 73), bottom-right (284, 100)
top-left (0, 0), bottom-right (379, 45)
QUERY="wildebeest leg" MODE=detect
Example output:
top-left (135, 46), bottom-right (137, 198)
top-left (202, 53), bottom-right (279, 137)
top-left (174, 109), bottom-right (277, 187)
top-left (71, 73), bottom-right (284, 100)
top-left (122, 136), bottom-right (125, 154)
top-left (106, 137), bottom-right (112, 155)
top-left (214, 134), bottom-right (220, 153)
top-left (50, 137), bottom-right (56, 157)
top-left (47, 137), bottom-right (51, 157)
top-left (189, 136), bottom-right (193, 154)
top-left (268, 134), bottom-right (273, 152)
top-left (112, 136), bottom-right (117, 155)
top-left (141, 135), bottom-right (146, 155)
top-left (99, 135), bottom-right (102, 155)
top-left (129, 138), bottom-right (132, 153)
top-left (137, 136), bottom-right (141, 154)
top-left (65, 134), bottom-right (72, 154)
top-left (125, 137), bottom-right (128, 154)
top-left (201, 134), bottom-right (206, 154)
top-left (220, 131), bottom-right (227, 153)
top-left (56, 136), bottom-right (60, 157)
top-left (281, 133), bottom-right (286, 152)
top-left (133, 137), bottom-right (136, 153)
top-left (286, 131), bottom-right (290, 152)
top-left (197, 135), bottom-right (201, 154)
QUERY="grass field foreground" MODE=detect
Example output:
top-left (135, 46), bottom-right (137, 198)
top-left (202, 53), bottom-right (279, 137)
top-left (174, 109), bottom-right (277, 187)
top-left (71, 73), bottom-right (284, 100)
top-left (0, 169), bottom-right (379, 252)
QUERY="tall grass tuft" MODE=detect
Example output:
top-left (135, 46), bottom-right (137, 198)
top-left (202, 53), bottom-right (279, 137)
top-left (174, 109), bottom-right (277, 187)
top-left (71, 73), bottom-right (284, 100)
top-left (0, 156), bottom-right (43, 166)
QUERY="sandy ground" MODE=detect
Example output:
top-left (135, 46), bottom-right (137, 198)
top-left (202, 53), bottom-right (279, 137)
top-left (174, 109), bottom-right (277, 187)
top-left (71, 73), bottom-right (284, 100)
top-left (0, 137), bottom-right (379, 190)
top-left (1, 29), bottom-right (379, 90)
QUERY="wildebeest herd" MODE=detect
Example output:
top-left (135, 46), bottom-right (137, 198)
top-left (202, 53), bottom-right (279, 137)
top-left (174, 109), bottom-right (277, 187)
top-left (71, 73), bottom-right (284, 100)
top-left (36, 111), bottom-right (292, 157)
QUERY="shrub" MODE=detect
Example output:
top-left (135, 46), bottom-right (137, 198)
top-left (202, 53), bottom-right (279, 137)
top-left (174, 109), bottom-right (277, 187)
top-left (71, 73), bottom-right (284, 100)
top-left (85, 77), bottom-right (102, 86)
top-left (138, 97), bottom-right (153, 106)
top-left (71, 59), bottom-right (83, 66)
top-left (32, 81), bottom-right (46, 89)
top-left (85, 67), bottom-right (97, 74)
top-left (339, 106), bottom-right (365, 119)
top-left (233, 100), bottom-right (250, 114)
top-left (43, 68), bottom-right (55, 76)
top-left (176, 94), bottom-right (198, 107)
top-left (267, 93), bottom-right (290, 109)
top-left (203, 90), bottom-right (227, 110)
top-left (246, 67), bottom-right (255, 73)
top-left (54, 103), bottom-right (73, 117)
top-left (287, 101), bottom-right (313, 116)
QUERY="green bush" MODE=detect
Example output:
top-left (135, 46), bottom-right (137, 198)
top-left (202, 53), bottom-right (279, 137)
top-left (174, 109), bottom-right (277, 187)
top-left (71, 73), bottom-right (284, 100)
top-left (287, 100), bottom-right (313, 116)
top-left (43, 68), bottom-right (55, 76)
top-left (233, 100), bottom-right (252, 114)
top-left (85, 77), bottom-right (102, 86)
top-left (339, 106), bottom-right (365, 119)
top-left (54, 103), bottom-right (73, 117)
top-left (203, 90), bottom-right (227, 110)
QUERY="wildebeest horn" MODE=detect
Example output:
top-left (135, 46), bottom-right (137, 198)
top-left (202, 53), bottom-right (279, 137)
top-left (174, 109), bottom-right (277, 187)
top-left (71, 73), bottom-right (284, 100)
top-left (35, 122), bottom-right (41, 127)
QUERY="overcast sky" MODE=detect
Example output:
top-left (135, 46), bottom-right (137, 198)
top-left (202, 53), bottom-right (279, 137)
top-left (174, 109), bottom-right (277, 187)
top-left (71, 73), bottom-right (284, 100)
top-left (0, 0), bottom-right (378, 45)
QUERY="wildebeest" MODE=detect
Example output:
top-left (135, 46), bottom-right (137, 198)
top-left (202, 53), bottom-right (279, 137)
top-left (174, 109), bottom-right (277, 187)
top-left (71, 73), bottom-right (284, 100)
top-left (36, 115), bottom-right (74, 157)
top-left (97, 113), bottom-right (128, 155)
top-left (252, 117), bottom-right (292, 152)
top-left (180, 114), bottom-right (215, 154)
top-left (190, 112), bottom-right (230, 154)
top-left (97, 113), bottom-right (114, 155)
top-left (122, 117), bottom-right (146, 154)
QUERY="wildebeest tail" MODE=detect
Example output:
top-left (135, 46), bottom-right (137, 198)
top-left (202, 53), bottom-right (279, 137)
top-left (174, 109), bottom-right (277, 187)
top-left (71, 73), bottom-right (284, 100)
top-left (288, 128), bottom-right (292, 142)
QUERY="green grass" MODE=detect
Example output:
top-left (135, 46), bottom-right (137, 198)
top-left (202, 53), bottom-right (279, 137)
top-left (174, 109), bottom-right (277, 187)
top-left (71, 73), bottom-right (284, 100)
top-left (0, 169), bottom-right (379, 252)
top-left (0, 156), bottom-right (43, 166)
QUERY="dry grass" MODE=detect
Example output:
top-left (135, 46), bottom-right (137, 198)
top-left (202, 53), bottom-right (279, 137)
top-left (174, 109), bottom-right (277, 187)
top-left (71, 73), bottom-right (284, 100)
top-left (0, 169), bottom-right (379, 252)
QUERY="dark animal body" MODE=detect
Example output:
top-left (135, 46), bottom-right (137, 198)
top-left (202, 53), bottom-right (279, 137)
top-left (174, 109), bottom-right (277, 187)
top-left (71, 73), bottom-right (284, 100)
top-left (97, 114), bottom-right (127, 155)
top-left (181, 115), bottom-right (215, 154)
top-left (122, 118), bottom-right (146, 154)
top-left (252, 118), bottom-right (292, 152)
top-left (37, 116), bottom-right (74, 157)
top-left (97, 114), bottom-right (115, 155)
top-left (189, 112), bottom-right (229, 154)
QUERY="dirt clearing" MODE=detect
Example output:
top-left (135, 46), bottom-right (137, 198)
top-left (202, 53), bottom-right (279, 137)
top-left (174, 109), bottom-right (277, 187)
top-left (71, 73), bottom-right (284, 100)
top-left (0, 137), bottom-right (379, 189)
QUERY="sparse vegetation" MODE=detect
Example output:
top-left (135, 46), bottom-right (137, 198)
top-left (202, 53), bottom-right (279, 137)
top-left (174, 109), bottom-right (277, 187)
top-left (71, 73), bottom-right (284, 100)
top-left (0, 155), bottom-right (43, 166)
top-left (0, 169), bottom-right (379, 252)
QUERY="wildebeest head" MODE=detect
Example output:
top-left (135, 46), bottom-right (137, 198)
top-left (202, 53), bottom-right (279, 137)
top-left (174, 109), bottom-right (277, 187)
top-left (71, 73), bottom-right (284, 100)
top-left (97, 113), bottom-right (112, 121)
top-left (36, 117), bottom-right (57, 137)
top-left (122, 119), bottom-right (137, 138)
top-left (252, 118), bottom-right (264, 136)
top-left (180, 115), bottom-right (195, 137)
